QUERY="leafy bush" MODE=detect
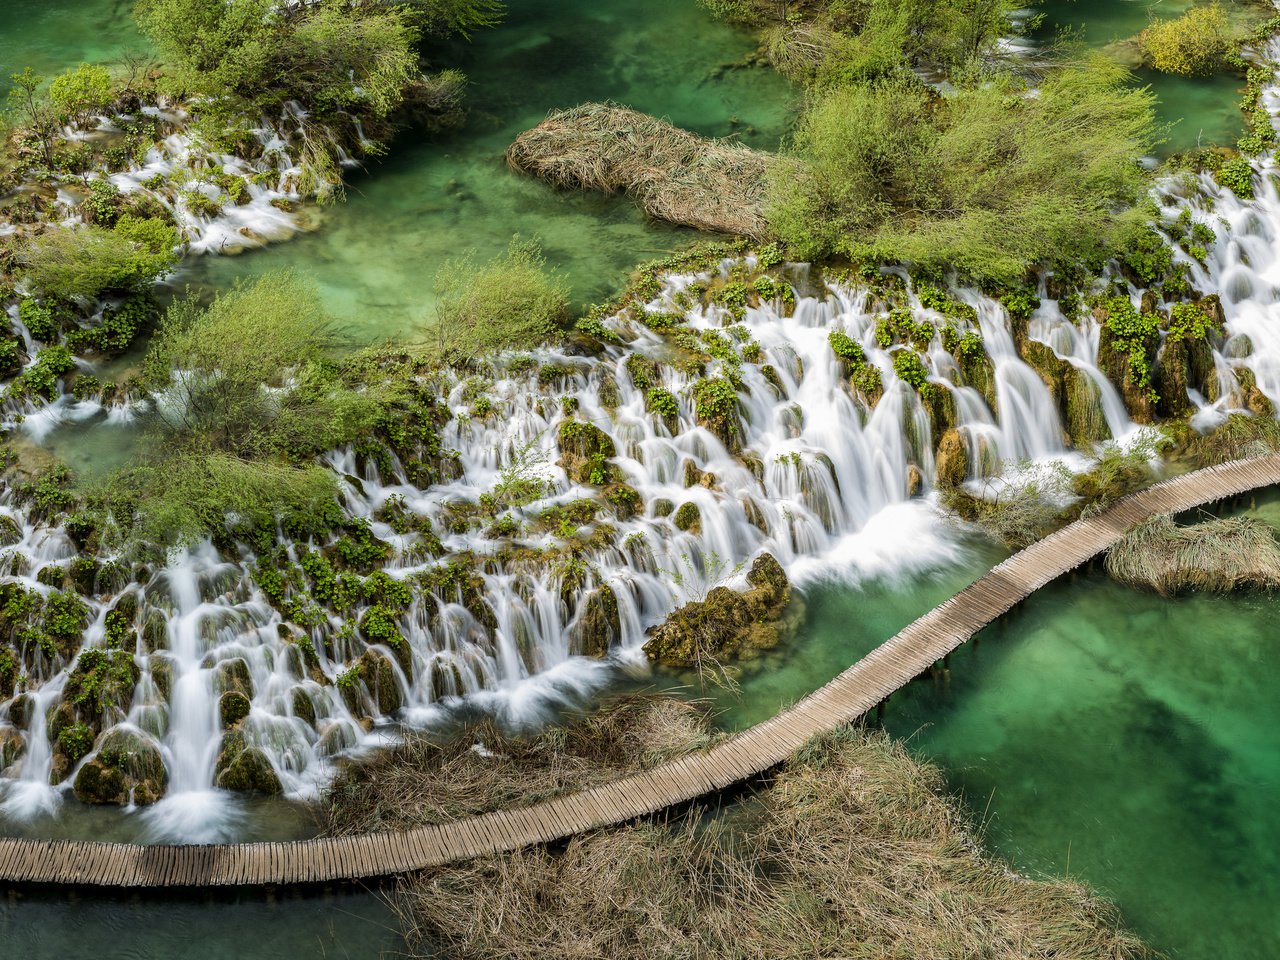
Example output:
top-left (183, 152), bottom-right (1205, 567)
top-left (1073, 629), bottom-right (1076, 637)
top-left (19, 220), bottom-right (179, 300)
top-left (1138, 4), bottom-right (1230, 76)
top-left (48, 63), bottom-right (113, 123)
top-left (1217, 155), bottom-right (1255, 198)
top-left (430, 238), bottom-right (570, 358)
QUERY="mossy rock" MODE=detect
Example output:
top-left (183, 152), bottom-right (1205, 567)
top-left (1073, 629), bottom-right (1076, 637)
top-left (673, 502), bottom-right (701, 533)
top-left (214, 731), bottom-right (282, 795)
top-left (1235, 367), bottom-right (1275, 417)
top-left (643, 586), bottom-right (751, 667)
top-left (69, 557), bottom-right (99, 596)
top-left (219, 691), bottom-right (251, 729)
top-left (290, 686), bottom-right (317, 728)
top-left (571, 585), bottom-right (620, 658)
top-left (653, 498), bottom-right (675, 518)
top-left (603, 483), bottom-right (643, 521)
top-left (1019, 340), bottom-right (1069, 411)
top-left (959, 352), bottom-right (997, 414)
top-left (73, 725), bottom-right (167, 806)
top-left (906, 464), bottom-right (923, 498)
top-left (358, 648), bottom-right (403, 715)
top-left (682, 461), bottom-right (718, 490)
top-left (744, 552), bottom-right (789, 611)
top-left (149, 653), bottom-right (174, 703)
top-left (0, 515), bottom-right (20, 548)
top-left (7, 693), bottom-right (31, 730)
top-left (212, 657), bottom-right (253, 698)
top-left (934, 429), bottom-right (969, 488)
top-left (557, 419), bottom-right (619, 486)
top-left (429, 657), bottom-right (465, 700)
top-left (1097, 315), bottom-right (1158, 424)
top-left (0, 726), bottom-right (24, 770)
top-left (1155, 340), bottom-right (1194, 420)
top-left (1064, 367), bottom-right (1111, 445)
top-left (142, 609), bottom-right (169, 653)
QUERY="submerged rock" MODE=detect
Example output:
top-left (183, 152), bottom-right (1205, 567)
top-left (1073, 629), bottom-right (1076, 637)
top-left (214, 731), bottom-right (282, 795)
top-left (644, 553), bottom-right (796, 667)
top-left (73, 726), bottom-right (167, 806)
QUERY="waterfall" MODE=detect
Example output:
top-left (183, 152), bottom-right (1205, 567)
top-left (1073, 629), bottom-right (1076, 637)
top-left (4, 23), bottom-right (1280, 838)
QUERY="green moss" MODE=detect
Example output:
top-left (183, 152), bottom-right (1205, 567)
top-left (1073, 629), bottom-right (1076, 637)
top-left (58, 722), bottom-right (95, 763)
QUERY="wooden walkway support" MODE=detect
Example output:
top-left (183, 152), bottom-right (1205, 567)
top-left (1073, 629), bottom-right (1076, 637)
top-left (3, 454), bottom-right (1280, 887)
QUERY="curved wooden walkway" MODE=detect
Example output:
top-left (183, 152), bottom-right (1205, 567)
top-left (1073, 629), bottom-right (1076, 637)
top-left (3, 454), bottom-right (1280, 887)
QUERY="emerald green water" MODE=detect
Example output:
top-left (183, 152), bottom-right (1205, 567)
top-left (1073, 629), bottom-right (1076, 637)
top-left (714, 495), bottom-right (1280, 960)
top-left (1031, 0), bottom-right (1256, 153)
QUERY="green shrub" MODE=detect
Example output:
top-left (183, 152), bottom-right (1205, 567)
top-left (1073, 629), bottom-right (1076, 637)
top-left (48, 63), bottom-right (113, 123)
top-left (1217, 155), bottom-right (1255, 198)
top-left (10, 346), bottom-right (77, 401)
top-left (1138, 4), bottom-right (1230, 77)
top-left (19, 221), bottom-right (179, 300)
top-left (84, 179), bottom-right (122, 226)
top-left (430, 238), bottom-right (570, 358)
top-left (18, 298), bottom-right (61, 342)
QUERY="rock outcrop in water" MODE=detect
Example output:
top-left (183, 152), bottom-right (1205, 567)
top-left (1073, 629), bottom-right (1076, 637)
top-left (643, 553), bottom-right (796, 667)
top-left (73, 725), bottom-right (167, 806)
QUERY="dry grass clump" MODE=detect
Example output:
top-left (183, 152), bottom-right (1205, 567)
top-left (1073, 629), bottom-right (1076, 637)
top-left (322, 693), bottom-right (715, 836)
top-left (396, 727), bottom-right (1154, 960)
top-left (1106, 513), bottom-right (1280, 596)
top-left (1181, 413), bottom-right (1280, 468)
top-left (506, 102), bottom-right (776, 238)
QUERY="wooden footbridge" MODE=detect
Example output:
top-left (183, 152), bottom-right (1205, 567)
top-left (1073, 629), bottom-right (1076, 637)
top-left (4, 454), bottom-right (1280, 887)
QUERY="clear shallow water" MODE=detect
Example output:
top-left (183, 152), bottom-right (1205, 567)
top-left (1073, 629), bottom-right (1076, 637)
top-left (0, 887), bottom-right (403, 960)
top-left (714, 493), bottom-right (1280, 960)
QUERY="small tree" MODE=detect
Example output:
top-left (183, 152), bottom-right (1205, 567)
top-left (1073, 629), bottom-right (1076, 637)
top-left (19, 219), bottom-right (179, 300)
top-left (6, 68), bottom-right (57, 167)
top-left (48, 63), bottom-right (114, 125)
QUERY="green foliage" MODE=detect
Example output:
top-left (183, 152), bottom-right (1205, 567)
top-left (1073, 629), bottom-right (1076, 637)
top-left (692, 377), bottom-right (739, 430)
top-left (1238, 67), bottom-right (1276, 155)
top-left (19, 298), bottom-right (61, 342)
top-left (59, 722), bottom-right (95, 762)
top-left (646, 387), bottom-right (680, 421)
top-left (1120, 227), bottom-right (1174, 285)
top-left (66, 294), bottom-right (154, 355)
top-left (1217, 155), bottom-right (1255, 198)
top-left (768, 60), bottom-right (1157, 284)
top-left (84, 179), bottom-right (122, 226)
top-left (407, 0), bottom-right (505, 37)
top-left (891, 349), bottom-right (933, 397)
top-left (44, 591), bottom-right (89, 640)
top-left (430, 238), bottom-right (570, 359)
top-left (1166, 302), bottom-right (1219, 342)
top-left (19, 220), bottom-right (179, 300)
top-left (1098, 296), bottom-right (1160, 394)
top-left (135, 0), bottom-right (420, 124)
top-left (10, 346), bottom-right (76, 401)
top-left (1138, 4), bottom-right (1230, 77)
top-left (67, 648), bottom-right (138, 716)
top-left (828, 330), bottom-right (866, 365)
top-left (49, 63), bottom-right (113, 123)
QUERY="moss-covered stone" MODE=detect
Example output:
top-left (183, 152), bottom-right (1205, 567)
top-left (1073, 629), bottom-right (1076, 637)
top-left (219, 690), bottom-right (251, 729)
top-left (1064, 367), bottom-right (1111, 445)
top-left (7, 693), bottom-right (31, 730)
top-left (290, 686), bottom-right (317, 727)
top-left (644, 552), bottom-right (795, 667)
top-left (213, 657), bottom-right (253, 698)
top-left (906, 464), bottom-right (923, 498)
top-left (142, 608), bottom-right (168, 653)
top-left (0, 726), bottom-right (24, 769)
top-left (357, 648), bottom-right (403, 715)
top-left (214, 731), bottom-right (282, 795)
top-left (149, 653), bottom-right (174, 703)
top-left (0, 515), bottom-right (20, 548)
top-left (673, 502), bottom-right (701, 534)
top-left (571, 585), bottom-right (620, 658)
top-left (934, 429), bottom-right (969, 488)
top-left (557, 419), bottom-right (619, 486)
top-left (73, 726), bottom-right (167, 806)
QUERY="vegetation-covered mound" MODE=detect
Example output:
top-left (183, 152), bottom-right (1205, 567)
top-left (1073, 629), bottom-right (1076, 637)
top-left (1106, 513), bottom-right (1280, 595)
top-left (506, 102), bottom-right (776, 237)
top-left (322, 693), bottom-right (716, 834)
top-left (394, 726), bottom-right (1153, 960)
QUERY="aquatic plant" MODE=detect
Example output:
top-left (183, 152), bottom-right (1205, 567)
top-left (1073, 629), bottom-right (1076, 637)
top-left (1137, 4), bottom-right (1230, 77)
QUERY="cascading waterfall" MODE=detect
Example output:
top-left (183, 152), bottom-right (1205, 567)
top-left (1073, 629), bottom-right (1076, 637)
top-left (2, 22), bottom-right (1280, 840)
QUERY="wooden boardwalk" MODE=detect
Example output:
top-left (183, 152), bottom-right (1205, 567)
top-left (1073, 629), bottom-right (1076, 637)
top-left (3, 454), bottom-right (1279, 887)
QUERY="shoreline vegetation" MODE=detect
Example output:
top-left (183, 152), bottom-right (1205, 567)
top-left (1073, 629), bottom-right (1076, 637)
top-left (321, 694), bottom-right (1152, 960)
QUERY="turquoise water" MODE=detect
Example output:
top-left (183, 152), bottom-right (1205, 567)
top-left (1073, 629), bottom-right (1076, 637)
top-left (713, 494), bottom-right (1280, 960)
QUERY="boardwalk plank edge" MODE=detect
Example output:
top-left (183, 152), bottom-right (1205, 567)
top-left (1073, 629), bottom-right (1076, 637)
top-left (2, 455), bottom-right (1276, 887)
